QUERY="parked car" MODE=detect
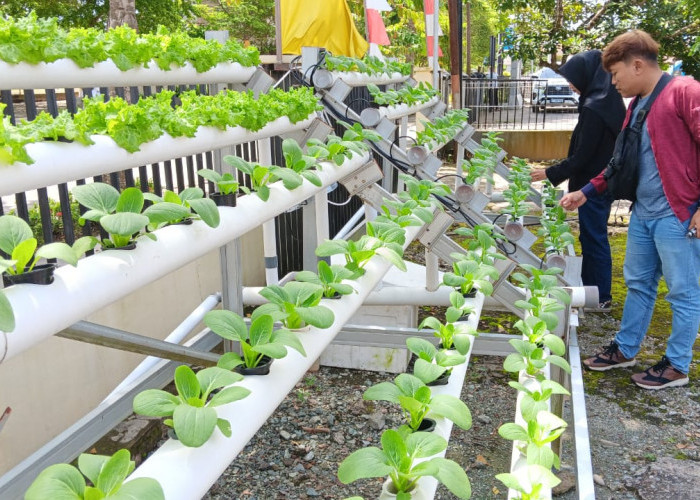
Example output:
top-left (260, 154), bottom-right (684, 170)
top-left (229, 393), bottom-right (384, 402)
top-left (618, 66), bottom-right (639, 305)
top-left (529, 67), bottom-right (579, 112)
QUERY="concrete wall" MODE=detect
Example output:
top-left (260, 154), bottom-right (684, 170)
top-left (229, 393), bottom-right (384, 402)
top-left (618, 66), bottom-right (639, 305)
top-left (0, 228), bottom-right (266, 475)
top-left (498, 129), bottom-right (572, 162)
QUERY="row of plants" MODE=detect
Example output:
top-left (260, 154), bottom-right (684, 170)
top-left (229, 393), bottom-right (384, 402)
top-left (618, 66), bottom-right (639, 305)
top-left (337, 219), bottom-right (510, 499)
top-left (0, 86), bottom-right (321, 165)
top-left (367, 82), bottom-right (439, 107)
top-left (416, 108), bottom-right (470, 150)
top-left (537, 181), bottom-right (575, 256)
top-left (324, 54), bottom-right (411, 76)
top-left (501, 157), bottom-right (533, 221)
top-left (0, 13), bottom-right (260, 70)
top-left (463, 132), bottom-right (503, 186)
top-left (494, 264), bottom-right (572, 498)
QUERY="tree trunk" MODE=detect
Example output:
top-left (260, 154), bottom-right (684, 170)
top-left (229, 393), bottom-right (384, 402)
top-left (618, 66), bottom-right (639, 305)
top-left (109, 0), bottom-right (138, 30)
top-left (447, 0), bottom-right (461, 109)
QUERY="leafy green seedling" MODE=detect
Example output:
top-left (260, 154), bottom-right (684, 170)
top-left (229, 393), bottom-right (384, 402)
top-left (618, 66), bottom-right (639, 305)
top-left (496, 464), bottom-right (561, 500)
top-left (316, 234), bottom-right (406, 279)
top-left (405, 337), bottom-right (466, 385)
top-left (143, 187), bottom-right (220, 229)
top-left (224, 155), bottom-right (275, 201)
top-left (197, 168), bottom-right (239, 195)
top-left (338, 428), bottom-right (471, 499)
top-left (363, 373), bottom-right (471, 432)
top-left (0, 215), bottom-right (97, 274)
top-left (133, 365), bottom-right (250, 447)
top-left (511, 315), bottom-right (566, 355)
top-left (72, 183), bottom-right (151, 249)
top-left (453, 223), bottom-right (507, 265)
top-left (509, 378), bottom-right (570, 422)
top-left (443, 252), bottom-right (499, 297)
top-left (253, 281), bottom-right (335, 330)
top-left (498, 410), bottom-right (568, 469)
top-left (24, 449), bottom-right (164, 500)
top-left (503, 338), bottom-right (571, 378)
top-left (295, 260), bottom-right (356, 299)
top-left (397, 173), bottom-right (451, 208)
top-left (281, 138), bottom-right (322, 185)
top-left (204, 310), bottom-right (306, 370)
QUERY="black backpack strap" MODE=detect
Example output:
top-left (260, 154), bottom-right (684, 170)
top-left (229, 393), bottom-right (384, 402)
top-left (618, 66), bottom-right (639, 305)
top-left (632, 73), bottom-right (673, 128)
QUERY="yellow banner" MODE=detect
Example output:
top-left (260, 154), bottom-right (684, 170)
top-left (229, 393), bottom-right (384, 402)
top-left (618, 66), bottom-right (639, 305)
top-left (281, 0), bottom-right (368, 57)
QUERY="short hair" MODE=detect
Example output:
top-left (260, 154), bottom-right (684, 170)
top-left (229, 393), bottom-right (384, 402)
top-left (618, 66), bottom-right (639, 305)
top-left (602, 30), bottom-right (660, 71)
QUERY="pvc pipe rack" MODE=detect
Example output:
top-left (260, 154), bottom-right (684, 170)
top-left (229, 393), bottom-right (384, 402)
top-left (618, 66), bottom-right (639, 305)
top-left (329, 71), bottom-right (409, 87)
top-left (0, 60), bottom-right (257, 89)
top-left (0, 115), bottom-right (314, 197)
top-left (0, 152), bottom-right (370, 360)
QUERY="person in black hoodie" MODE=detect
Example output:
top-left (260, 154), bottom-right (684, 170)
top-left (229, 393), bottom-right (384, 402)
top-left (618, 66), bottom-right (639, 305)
top-left (530, 50), bottom-right (626, 310)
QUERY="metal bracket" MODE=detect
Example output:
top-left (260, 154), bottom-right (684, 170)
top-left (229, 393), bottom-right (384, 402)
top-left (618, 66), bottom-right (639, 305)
top-left (417, 211), bottom-right (455, 248)
top-left (338, 160), bottom-right (384, 197)
top-left (375, 117), bottom-right (398, 140)
top-left (416, 154), bottom-right (443, 179)
top-left (425, 100), bottom-right (447, 120)
top-left (59, 321), bottom-right (220, 366)
top-left (245, 68), bottom-right (275, 96)
top-left (454, 123), bottom-right (476, 145)
top-left (328, 79), bottom-right (352, 102)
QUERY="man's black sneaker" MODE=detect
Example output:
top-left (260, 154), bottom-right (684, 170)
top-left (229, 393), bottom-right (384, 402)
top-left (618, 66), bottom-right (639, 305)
top-left (631, 356), bottom-right (689, 390)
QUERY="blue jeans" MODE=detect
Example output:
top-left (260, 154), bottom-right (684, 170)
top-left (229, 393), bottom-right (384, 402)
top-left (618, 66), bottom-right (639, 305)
top-left (578, 194), bottom-right (612, 302)
top-left (615, 212), bottom-right (700, 373)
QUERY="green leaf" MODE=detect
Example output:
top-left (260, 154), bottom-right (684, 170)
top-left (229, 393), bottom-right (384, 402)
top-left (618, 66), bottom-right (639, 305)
top-left (116, 188), bottom-right (145, 214)
top-left (413, 359), bottom-right (446, 384)
top-left (174, 365), bottom-right (200, 401)
top-left (216, 352), bottom-right (244, 371)
top-left (196, 366), bottom-right (242, 399)
top-left (188, 198), bottom-right (220, 228)
top-left (95, 448), bottom-right (131, 495)
top-left (405, 337), bottom-right (436, 359)
top-left (363, 382), bottom-right (401, 403)
top-left (503, 353), bottom-right (526, 372)
top-left (429, 394), bottom-right (472, 430)
top-left (431, 457), bottom-right (471, 499)
top-left (111, 477), bottom-right (165, 500)
top-left (405, 430), bottom-right (446, 458)
top-left (132, 389), bottom-right (179, 417)
top-left (375, 247), bottom-right (406, 271)
top-left (99, 213), bottom-right (148, 239)
top-left (337, 447), bottom-right (392, 484)
top-left (37, 242), bottom-right (78, 267)
top-left (78, 454), bottom-right (109, 487)
top-left (24, 463), bottom-right (86, 500)
top-left (204, 310), bottom-right (248, 342)
top-left (295, 305), bottom-right (335, 329)
top-left (0, 215), bottom-right (33, 255)
top-left (73, 183), bottom-right (119, 214)
top-left (271, 328), bottom-right (307, 356)
top-left (0, 291), bottom-right (15, 333)
top-left (12, 238), bottom-right (37, 273)
top-left (207, 386), bottom-right (251, 407)
top-left (172, 404), bottom-right (218, 447)
top-left (179, 187), bottom-right (204, 202)
top-left (143, 202), bottom-right (190, 226)
top-left (248, 314), bottom-right (274, 347)
top-left (499, 422), bottom-right (529, 441)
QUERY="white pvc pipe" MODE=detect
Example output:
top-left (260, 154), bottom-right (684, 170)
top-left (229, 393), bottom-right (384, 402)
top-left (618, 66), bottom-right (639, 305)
top-left (0, 152), bottom-right (370, 361)
top-left (102, 293), bottom-right (222, 405)
top-left (0, 60), bottom-right (257, 89)
top-left (315, 191), bottom-right (330, 244)
top-left (333, 207), bottom-right (364, 240)
top-left (381, 96), bottom-right (441, 121)
top-left (425, 250), bottom-right (440, 292)
top-left (262, 220), bottom-right (279, 285)
top-left (329, 71), bottom-right (408, 87)
top-left (126, 224), bottom-right (425, 499)
top-left (0, 116), bottom-right (314, 197)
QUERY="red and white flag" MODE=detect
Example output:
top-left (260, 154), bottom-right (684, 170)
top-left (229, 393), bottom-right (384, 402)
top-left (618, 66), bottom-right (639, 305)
top-left (423, 0), bottom-right (443, 58)
top-left (365, 0), bottom-right (392, 58)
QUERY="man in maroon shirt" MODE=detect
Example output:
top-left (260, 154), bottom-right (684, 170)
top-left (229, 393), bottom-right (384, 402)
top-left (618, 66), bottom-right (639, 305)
top-left (560, 30), bottom-right (700, 390)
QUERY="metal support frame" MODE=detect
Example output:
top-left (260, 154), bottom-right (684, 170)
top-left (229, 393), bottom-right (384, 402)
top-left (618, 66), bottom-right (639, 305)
top-left (0, 330), bottom-right (222, 499)
top-left (59, 321), bottom-right (220, 366)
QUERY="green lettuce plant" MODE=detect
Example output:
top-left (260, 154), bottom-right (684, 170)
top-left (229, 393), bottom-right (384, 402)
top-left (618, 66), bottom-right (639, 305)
top-left (295, 260), bottom-right (356, 299)
top-left (143, 187), bottom-right (220, 229)
top-left (281, 138), bottom-right (322, 186)
top-left (24, 449), bottom-right (164, 500)
top-left (496, 464), bottom-right (561, 500)
top-left (196, 168), bottom-right (239, 195)
top-left (72, 183), bottom-right (151, 249)
top-left (498, 410), bottom-right (568, 469)
top-left (363, 373), bottom-right (472, 432)
top-left (204, 310), bottom-right (306, 370)
top-left (315, 234), bottom-right (406, 279)
top-left (503, 338), bottom-right (571, 378)
top-left (442, 252), bottom-right (499, 297)
top-left (397, 173), bottom-right (451, 208)
top-left (453, 223), bottom-right (507, 265)
top-left (253, 281), bottom-right (335, 330)
top-left (367, 82), bottom-right (439, 107)
top-left (511, 315), bottom-right (566, 356)
top-left (224, 155), bottom-right (275, 201)
top-left (509, 378), bottom-right (570, 422)
top-left (306, 135), bottom-right (367, 166)
top-left (133, 365), bottom-right (250, 447)
top-left (337, 428), bottom-right (471, 499)
top-left (0, 215), bottom-right (97, 275)
top-left (378, 199), bottom-right (434, 226)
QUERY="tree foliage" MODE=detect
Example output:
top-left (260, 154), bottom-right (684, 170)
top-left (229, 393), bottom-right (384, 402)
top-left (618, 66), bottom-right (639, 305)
top-left (192, 0), bottom-right (276, 53)
top-left (497, 0), bottom-right (699, 77)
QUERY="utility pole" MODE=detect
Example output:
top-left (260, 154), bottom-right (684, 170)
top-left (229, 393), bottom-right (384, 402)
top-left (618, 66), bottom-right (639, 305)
top-left (447, 0), bottom-right (461, 108)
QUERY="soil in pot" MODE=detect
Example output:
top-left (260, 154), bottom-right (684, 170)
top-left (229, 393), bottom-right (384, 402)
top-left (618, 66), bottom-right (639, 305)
top-left (235, 356), bottom-right (273, 376)
top-left (211, 193), bottom-right (236, 207)
top-left (2, 263), bottom-right (56, 286)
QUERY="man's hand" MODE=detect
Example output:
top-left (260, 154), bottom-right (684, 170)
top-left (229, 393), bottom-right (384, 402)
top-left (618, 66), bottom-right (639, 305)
top-left (690, 209), bottom-right (700, 238)
top-left (560, 191), bottom-right (588, 211)
top-left (530, 168), bottom-right (547, 182)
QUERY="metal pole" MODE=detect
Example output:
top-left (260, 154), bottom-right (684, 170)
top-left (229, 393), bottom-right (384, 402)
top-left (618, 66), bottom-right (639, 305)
top-left (275, 0), bottom-right (282, 65)
top-left (432, 0), bottom-right (440, 89)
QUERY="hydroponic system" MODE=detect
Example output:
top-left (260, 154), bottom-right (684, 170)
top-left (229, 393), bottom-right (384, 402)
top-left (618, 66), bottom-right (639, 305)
top-left (0, 14), bottom-right (596, 500)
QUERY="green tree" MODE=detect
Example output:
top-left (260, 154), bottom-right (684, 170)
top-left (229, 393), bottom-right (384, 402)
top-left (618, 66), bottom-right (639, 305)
top-left (496, 0), bottom-right (699, 78)
top-left (192, 0), bottom-right (276, 53)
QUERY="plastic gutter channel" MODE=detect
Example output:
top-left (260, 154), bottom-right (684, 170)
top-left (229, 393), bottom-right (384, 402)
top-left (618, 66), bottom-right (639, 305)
top-left (125, 224), bottom-right (426, 499)
top-left (0, 152), bottom-right (370, 361)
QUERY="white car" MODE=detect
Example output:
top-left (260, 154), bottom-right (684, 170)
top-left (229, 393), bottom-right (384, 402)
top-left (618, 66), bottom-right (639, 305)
top-left (530, 67), bottom-right (579, 112)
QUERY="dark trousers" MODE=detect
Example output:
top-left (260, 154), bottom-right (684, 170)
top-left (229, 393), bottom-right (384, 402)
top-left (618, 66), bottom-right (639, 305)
top-left (578, 194), bottom-right (613, 303)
